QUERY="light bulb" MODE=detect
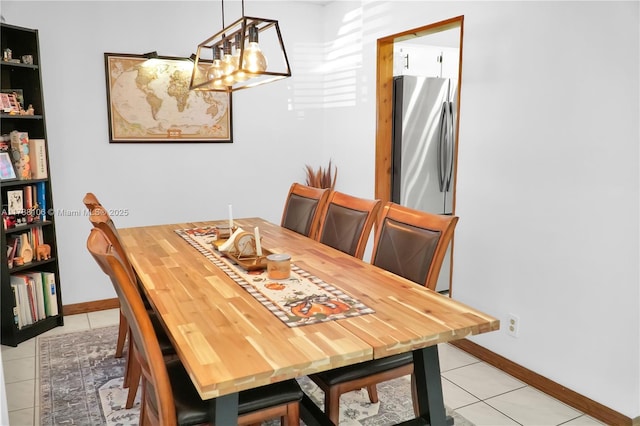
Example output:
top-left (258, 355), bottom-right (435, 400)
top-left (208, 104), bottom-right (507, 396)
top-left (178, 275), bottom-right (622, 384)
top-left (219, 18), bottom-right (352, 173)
top-left (221, 39), bottom-right (236, 86)
top-left (207, 59), bottom-right (224, 81)
top-left (231, 33), bottom-right (248, 82)
top-left (242, 25), bottom-right (267, 74)
top-left (242, 42), bottom-right (267, 74)
top-left (205, 45), bottom-right (224, 88)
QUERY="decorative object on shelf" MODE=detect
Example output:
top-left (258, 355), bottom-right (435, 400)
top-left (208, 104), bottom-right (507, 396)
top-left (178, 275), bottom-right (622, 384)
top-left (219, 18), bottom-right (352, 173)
top-left (0, 151), bottom-right (17, 180)
top-left (3, 48), bottom-right (11, 61)
top-left (7, 189), bottom-right (24, 215)
top-left (0, 92), bottom-right (20, 114)
top-left (36, 243), bottom-right (51, 261)
top-left (9, 130), bottom-right (32, 180)
top-left (189, 0), bottom-right (291, 93)
top-left (21, 55), bottom-right (32, 64)
top-left (104, 53), bottom-right (232, 143)
top-left (19, 233), bottom-right (33, 263)
top-left (305, 159), bottom-right (338, 190)
top-left (1, 89), bottom-right (24, 110)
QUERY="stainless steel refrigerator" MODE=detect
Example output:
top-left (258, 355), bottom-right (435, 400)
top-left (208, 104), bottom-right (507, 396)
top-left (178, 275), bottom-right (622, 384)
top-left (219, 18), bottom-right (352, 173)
top-left (391, 75), bottom-right (456, 292)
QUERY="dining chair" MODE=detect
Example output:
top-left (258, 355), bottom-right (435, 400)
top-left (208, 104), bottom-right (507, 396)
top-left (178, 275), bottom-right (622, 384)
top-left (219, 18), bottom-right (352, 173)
top-left (82, 193), bottom-right (129, 359)
top-left (309, 201), bottom-right (459, 424)
top-left (315, 191), bottom-right (381, 260)
top-left (280, 183), bottom-right (331, 240)
top-left (86, 227), bottom-right (304, 426)
top-left (83, 192), bottom-right (176, 409)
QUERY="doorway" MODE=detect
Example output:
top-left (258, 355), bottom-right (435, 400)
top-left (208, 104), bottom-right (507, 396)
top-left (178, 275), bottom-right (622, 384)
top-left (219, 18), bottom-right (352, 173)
top-left (374, 16), bottom-right (464, 295)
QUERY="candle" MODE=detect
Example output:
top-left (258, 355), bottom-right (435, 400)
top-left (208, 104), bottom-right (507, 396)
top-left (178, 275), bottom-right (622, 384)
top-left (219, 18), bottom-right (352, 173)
top-left (254, 226), bottom-right (263, 256)
top-left (228, 204), bottom-right (233, 229)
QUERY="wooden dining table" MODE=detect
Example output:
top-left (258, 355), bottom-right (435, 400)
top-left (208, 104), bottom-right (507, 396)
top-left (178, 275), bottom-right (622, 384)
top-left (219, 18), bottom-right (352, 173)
top-left (119, 217), bottom-right (499, 425)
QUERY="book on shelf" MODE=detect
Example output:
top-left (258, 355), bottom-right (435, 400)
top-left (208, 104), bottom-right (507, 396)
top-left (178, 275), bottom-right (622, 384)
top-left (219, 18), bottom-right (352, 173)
top-left (9, 271), bottom-right (58, 328)
top-left (36, 181), bottom-right (46, 221)
top-left (9, 131), bottom-right (31, 180)
top-left (25, 272), bottom-right (46, 321)
top-left (27, 138), bottom-right (47, 179)
top-left (23, 184), bottom-right (33, 223)
top-left (10, 284), bottom-right (20, 328)
top-left (42, 272), bottom-right (58, 316)
top-left (10, 275), bottom-right (33, 328)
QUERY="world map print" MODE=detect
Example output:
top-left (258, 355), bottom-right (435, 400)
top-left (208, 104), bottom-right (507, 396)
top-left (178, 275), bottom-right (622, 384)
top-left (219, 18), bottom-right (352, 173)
top-left (105, 54), bottom-right (231, 142)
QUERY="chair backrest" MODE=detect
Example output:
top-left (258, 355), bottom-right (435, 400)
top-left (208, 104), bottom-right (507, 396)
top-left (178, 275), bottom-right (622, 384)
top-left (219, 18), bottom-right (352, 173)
top-left (87, 227), bottom-right (176, 425)
top-left (82, 192), bottom-right (102, 212)
top-left (280, 183), bottom-right (331, 239)
top-left (83, 193), bottom-right (136, 283)
top-left (371, 202), bottom-right (459, 290)
top-left (315, 191), bottom-right (381, 259)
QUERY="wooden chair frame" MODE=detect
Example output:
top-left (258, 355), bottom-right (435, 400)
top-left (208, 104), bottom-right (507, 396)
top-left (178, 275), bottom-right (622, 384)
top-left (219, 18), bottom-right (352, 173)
top-left (83, 192), bottom-right (144, 409)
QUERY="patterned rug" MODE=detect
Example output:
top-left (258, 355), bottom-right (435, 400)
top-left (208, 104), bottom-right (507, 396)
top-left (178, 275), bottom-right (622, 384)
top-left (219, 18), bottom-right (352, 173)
top-left (39, 326), bottom-right (474, 425)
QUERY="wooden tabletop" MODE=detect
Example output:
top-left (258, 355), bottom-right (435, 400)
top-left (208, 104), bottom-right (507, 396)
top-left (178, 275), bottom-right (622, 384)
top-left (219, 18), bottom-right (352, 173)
top-left (119, 218), bottom-right (499, 401)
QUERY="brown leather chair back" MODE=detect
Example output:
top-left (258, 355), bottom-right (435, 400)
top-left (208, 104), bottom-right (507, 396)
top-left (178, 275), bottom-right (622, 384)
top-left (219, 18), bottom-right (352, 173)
top-left (371, 202), bottom-right (458, 290)
top-left (280, 183), bottom-right (330, 239)
top-left (316, 191), bottom-right (381, 259)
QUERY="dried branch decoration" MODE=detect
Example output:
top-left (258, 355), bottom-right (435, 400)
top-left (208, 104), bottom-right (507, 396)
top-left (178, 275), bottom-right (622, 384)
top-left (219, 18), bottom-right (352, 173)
top-left (304, 160), bottom-right (337, 189)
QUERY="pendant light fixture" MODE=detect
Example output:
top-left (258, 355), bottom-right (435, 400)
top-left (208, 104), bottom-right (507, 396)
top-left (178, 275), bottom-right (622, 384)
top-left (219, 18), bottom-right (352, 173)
top-left (190, 0), bottom-right (291, 92)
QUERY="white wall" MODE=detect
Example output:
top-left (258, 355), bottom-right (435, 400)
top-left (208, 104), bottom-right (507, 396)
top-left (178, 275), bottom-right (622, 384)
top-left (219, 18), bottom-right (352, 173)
top-left (1, 0), bottom-right (326, 303)
top-left (2, 0), bottom-right (638, 419)
top-left (320, 0), bottom-right (639, 418)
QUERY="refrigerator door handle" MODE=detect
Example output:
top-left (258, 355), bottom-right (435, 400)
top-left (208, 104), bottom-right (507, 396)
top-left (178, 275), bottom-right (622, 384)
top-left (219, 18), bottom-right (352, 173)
top-left (437, 102), bottom-right (448, 192)
top-left (444, 101), bottom-right (455, 192)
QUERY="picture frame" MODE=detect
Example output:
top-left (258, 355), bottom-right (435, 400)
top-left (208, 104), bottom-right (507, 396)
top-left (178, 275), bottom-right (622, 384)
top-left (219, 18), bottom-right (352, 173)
top-left (1, 89), bottom-right (24, 110)
top-left (7, 189), bottom-right (23, 214)
top-left (104, 53), bottom-right (232, 143)
top-left (0, 152), bottom-right (17, 180)
top-left (0, 92), bottom-right (20, 113)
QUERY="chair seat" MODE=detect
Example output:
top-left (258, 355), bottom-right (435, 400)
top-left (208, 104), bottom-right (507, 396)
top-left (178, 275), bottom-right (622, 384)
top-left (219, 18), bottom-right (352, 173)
top-left (311, 352), bottom-right (413, 386)
top-left (167, 359), bottom-right (304, 425)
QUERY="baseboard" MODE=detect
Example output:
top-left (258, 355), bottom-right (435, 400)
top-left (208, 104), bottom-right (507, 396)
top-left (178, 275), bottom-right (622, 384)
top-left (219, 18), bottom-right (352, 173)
top-left (450, 339), bottom-right (631, 426)
top-left (63, 298), bottom-right (119, 316)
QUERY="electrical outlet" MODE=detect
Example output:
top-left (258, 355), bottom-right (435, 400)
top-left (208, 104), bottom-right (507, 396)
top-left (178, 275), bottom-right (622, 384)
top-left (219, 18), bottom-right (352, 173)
top-left (507, 313), bottom-right (520, 337)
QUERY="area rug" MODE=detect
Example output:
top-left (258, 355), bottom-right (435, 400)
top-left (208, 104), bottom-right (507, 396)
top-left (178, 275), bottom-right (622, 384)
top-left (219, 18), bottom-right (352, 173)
top-left (39, 326), bottom-right (474, 425)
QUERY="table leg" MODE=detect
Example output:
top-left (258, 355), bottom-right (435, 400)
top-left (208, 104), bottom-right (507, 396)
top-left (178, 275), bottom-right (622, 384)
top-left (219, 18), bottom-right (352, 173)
top-left (409, 345), bottom-right (453, 426)
top-left (209, 392), bottom-right (239, 425)
top-left (300, 393), bottom-right (335, 426)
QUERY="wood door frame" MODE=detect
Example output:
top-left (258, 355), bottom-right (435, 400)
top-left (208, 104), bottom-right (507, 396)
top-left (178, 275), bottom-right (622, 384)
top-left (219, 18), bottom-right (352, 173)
top-left (374, 16), bottom-right (464, 294)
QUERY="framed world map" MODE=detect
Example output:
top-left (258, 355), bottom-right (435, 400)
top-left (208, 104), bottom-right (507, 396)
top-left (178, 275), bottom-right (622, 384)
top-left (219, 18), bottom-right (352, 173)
top-left (104, 53), bottom-right (232, 143)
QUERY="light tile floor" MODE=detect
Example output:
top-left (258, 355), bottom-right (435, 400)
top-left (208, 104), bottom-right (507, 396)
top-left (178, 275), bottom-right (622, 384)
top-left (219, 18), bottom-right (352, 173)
top-left (2, 308), bottom-right (606, 426)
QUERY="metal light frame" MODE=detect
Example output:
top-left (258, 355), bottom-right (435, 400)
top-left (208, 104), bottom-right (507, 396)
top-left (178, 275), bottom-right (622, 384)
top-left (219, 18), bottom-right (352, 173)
top-left (190, 2), bottom-right (291, 93)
